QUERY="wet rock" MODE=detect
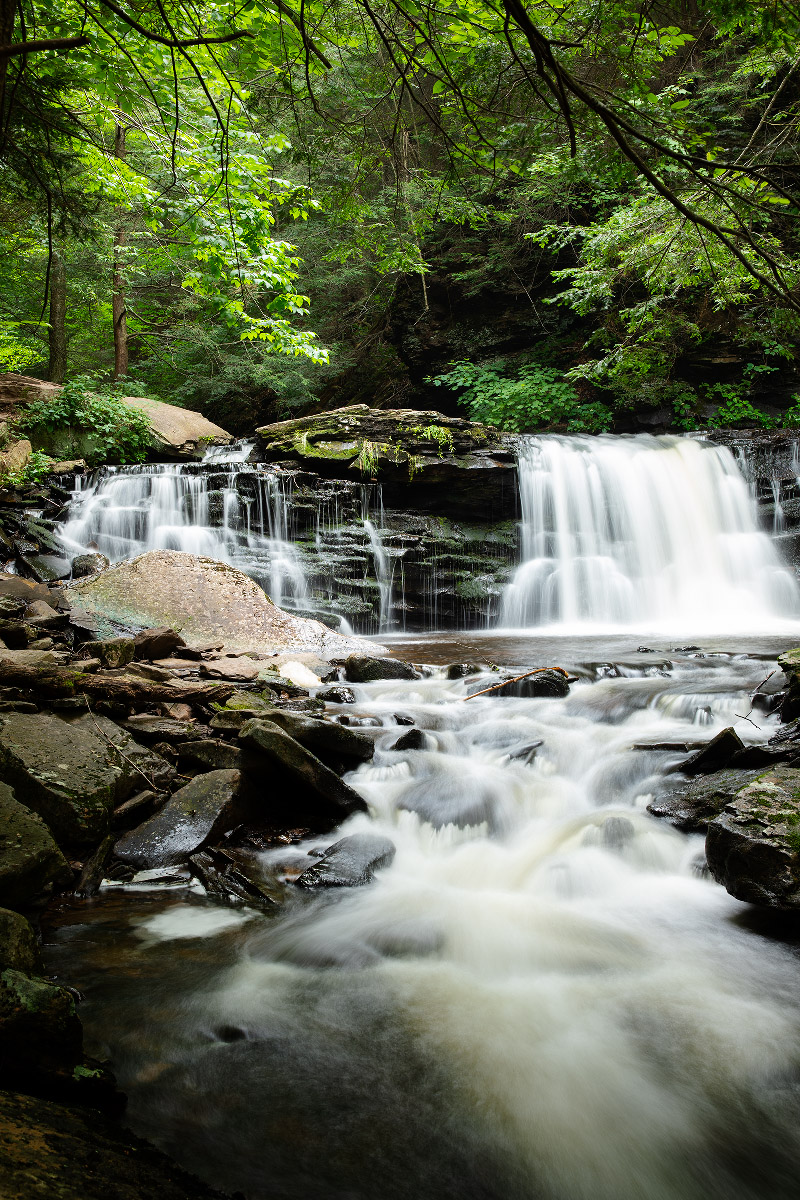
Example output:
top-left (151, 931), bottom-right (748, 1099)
top-left (391, 728), bottom-right (428, 751)
top-left (445, 662), bottom-right (484, 679)
top-left (507, 739), bottom-right (543, 765)
top-left (71, 551), bottom-right (109, 578)
top-left (674, 727), bottom-right (745, 776)
top-left (705, 766), bottom-right (800, 908)
top-left (21, 553), bottom-right (72, 582)
top-left (189, 847), bottom-right (279, 909)
top-left (648, 767), bottom-right (762, 832)
top-left (495, 668), bottom-right (570, 699)
top-left (133, 625), bottom-right (187, 661)
top-left (88, 637), bottom-right (135, 669)
top-left (296, 833), bottom-right (396, 888)
top-left (112, 790), bottom-right (159, 825)
top-left (0, 783), bottom-right (71, 907)
top-left (344, 654), bottom-right (418, 682)
top-left (114, 769), bottom-right (244, 868)
top-left (0, 907), bottom-right (41, 973)
top-left (209, 709), bottom-right (264, 733)
top-left (0, 1090), bottom-right (226, 1200)
top-left (778, 647), bottom-right (800, 721)
top-left (220, 688), bottom-right (274, 711)
top-left (0, 713), bottom-right (126, 847)
top-left (73, 834), bottom-right (115, 898)
top-left (238, 719), bottom-right (368, 819)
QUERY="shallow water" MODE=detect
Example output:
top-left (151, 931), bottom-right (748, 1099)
top-left (44, 641), bottom-right (800, 1200)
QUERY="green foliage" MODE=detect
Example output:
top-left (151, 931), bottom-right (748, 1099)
top-left (0, 449), bottom-right (55, 489)
top-left (429, 360), bottom-right (612, 434)
top-left (16, 378), bottom-right (153, 465)
top-left (409, 424), bottom-right (454, 453)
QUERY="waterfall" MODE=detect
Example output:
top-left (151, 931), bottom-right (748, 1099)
top-left (501, 434), bottom-right (800, 632)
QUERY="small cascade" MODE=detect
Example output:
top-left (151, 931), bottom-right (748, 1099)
top-left (501, 434), bottom-right (800, 632)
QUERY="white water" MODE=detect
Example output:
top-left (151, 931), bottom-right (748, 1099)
top-left (501, 435), bottom-right (800, 633)
top-left (50, 647), bottom-right (800, 1200)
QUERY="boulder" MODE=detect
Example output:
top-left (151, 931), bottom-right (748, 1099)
top-left (296, 833), bottom-right (396, 888)
top-left (778, 647), bottom-right (800, 721)
top-left (24, 599), bottom-right (66, 627)
top-left (344, 654), bottom-right (418, 683)
top-left (114, 769), bottom-right (244, 868)
top-left (119, 394), bottom-right (232, 460)
top-left (0, 908), bottom-right (41, 973)
top-left (674, 727), bottom-right (745, 776)
top-left (318, 685), bottom-right (356, 704)
top-left (124, 715), bottom-right (206, 744)
top-left (0, 784), bottom-right (71, 907)
top-left (176, 739), bottom-right (246, 773)
top-left (68, 550), bottom-right (386, 658)
top-left (71, 551), bottom-right (109, 578)
top-left (0, 969), bottom-right (83, 1092)
top-left (251, 706), bottom-right (374, 765)
top-left (238, 719), bottom-right (368, 820)
top-left (0, 1090), bottom-right (225, 1200)
top-left (133, 625), bottom-right (186, 660)
top-left (705, 766), bottom-right (800, 908)
top-left (0, 438), bottom-right (31, 477)
top-left (391, 728), bottom-right (428, 751)
top-left (0, 712), bottom-right (126, 846)
top-left (200, 657), bottom-right (261, 682)
top-left (0, 573), bottom-right (52, 604)
top-left (88, 637), bottom-right (135, 669)
top-left (21, 554), bottom-right (72, 582)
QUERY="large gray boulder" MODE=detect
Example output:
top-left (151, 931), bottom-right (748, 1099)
top-left (238, 719), bottom-right (368, 820)
top-left (705, 765), bottom-right (800, 908)
top-left (0, 712), bottom-right (125, 846)
top-left (344, 654), bottom-right (418, 682)
top-left (68, 550), bottom-right (385, 658)
top-left (251, 706), bottom-right (374, 766)
top-left (0, 783), bottom-right (71, 907)
top-left (296, 834), bottom-right (396, 888)
top-left (114, 769), bottom-right (244, 868)
top-left (119, 395), bottom-right (231, 460)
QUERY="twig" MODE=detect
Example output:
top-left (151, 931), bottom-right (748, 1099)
top-left (461, 666), bottom-right (569, 701)
top-left (733, 670), bottom-right (776, 732)
top-left (82, 693), bottom-right (158, 790)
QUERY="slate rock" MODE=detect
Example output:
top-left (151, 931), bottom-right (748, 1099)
top-left (21, 554), bottom-right (72, 582)
top-left (176, 739), bottom-right (245, 773)
top-left (647, 767), bottom-right (762, 832)
top-left (0, 907), bottom-right (41, 973)
top-left (238, 719), bottom-right (368, 819)
top-left (72, 712), bottom-right (175, 792)
top-left (343, 654), bottom-right (418, 683)
top-left (200, 657), bottom-right (261, 682)
top-left (114, 769), bottom-right (244, 869)
top-left (296, 833), bottom-right (396, 888)
top-left (124, 714), bottom-right (206, 744)
top-left (0, 573), bottom-right (52, 604)
top-left (317, 685), bottom-right (356, 704)
top-left (254, 706), bottom-right (374, 765)
top-left (0, 783), bottom-right (71, 907)
top-left (0, 712), bottom-right (124, 846)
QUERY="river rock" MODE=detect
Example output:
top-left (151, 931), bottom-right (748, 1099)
top-left (318, 685), bottom-right (356, 703)
top-left (200, 657), bottom-right (261, 682)
top-left (71, 551), bottom-right (109, 578)
top-left (238, 719), bottom-right (368, 820)
top-left (296, 833), bottom-right (396, 888)
top-left (0, 908), bottom-right (41, 973)
top-left (0, 1090), bottom-right (225, 1200)
top-left (0, 783), bottom-right (71, 906)
top-left (705, 765), bottom-right (800, 908)
top-left (133, 625), bottom-right (187, 660)
top-left (24, 599), bottom-right (66, 627)
top-left (114, 769), bottom-right (244, 868)
top-left (120, 394), bottom-right (232, 460)
top-left (391, 728), bottom-right (428, 751)
top-left (0, 572), bottom-right (52, 604)
top-left (68, 550), bottom-right (386, 658)
top-left (343, 654), bottom-right (418, 682)
top-left (674, 726), bottom-right (745, 775)
top-left (778, 647), bottom-right (800, 721)
top-left (176, 739), bottom-right (246, 772)
top-left (124, 714), bottom-right (206, 743)
top-left (72, 713), bottom-right (175, 792)
top-left (0, 712), bottom-right (125, 846)
top-left (252, 706), bottom-right (374, 765)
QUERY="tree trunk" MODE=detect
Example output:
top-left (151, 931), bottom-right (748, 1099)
top-left (111, 124), bottom-right (128, 381)
top-left (48, 251), bottom-right (67, 383)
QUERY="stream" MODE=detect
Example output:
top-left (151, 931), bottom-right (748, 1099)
top-left (43, 635), bottom-right (800, 1200)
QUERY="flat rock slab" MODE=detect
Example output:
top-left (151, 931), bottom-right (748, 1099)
top-left (648, 767), bottom-right (762, 832)
top-left (200, 657), bottom-right (261, 682)
top-left (122, 394), bottom-right (231, 459)
top-left (114, 769), bottom-right (244, 868)
top-left (0, 783), bottom-right (71, 907)
top-left (296, 833), bottom-right (396, 888)
top-left (72, 713), bottom-right (175, 792)
top-left (253, 706), bottom-right (374, 764)
top-left (68, 550), bottom-right (386, 657)
top-left (238, 719), bottom-right (368, 819)
top-left (675, 726), bottom-right (745, 775)
top-left (0, 712), bottom-right (125, 846)
top-left (124, 715), bottom-right (206, 744)
top-left (705, 765), bottom-right (800, 908)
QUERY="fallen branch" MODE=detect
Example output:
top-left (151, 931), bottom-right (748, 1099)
top-left (461, 666), bottom-right (569, 701)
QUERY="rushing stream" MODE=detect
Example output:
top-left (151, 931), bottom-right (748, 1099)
top-left (44, 638), bottom-right (800, 1200)
top-left (43, 434), bottom-right (800, 1198)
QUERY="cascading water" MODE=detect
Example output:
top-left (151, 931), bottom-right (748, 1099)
top-left (501, 434), bottom-right (800, 632)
